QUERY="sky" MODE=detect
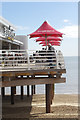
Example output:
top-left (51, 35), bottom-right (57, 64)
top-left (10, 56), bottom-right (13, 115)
top-left (1, 2), bottom-right (78, 56)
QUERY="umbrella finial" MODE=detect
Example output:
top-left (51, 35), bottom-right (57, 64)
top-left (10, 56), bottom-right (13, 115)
top-left (44, 20), bottom-right (48, 23)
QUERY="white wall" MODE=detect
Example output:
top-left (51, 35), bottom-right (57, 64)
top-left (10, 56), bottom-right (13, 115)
top-left (15, 35), bottom-right (28, 50)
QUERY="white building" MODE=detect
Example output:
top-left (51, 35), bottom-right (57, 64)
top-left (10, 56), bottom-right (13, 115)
top-left (0, 16), bottom-right (23, 50)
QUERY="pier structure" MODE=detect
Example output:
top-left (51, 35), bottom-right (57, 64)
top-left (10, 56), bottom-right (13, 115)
top-left (0, 49), bottom-right (66, 113)
top-left (0, 17), bottom-right (66, 113)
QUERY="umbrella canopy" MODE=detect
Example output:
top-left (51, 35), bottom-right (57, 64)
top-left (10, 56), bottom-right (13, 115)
top-left (39, 41), bottom-right (60, 44)
top-left (29, 21), bottom-right (63, 38)
top-left (42, 42), bottom-right (60, 46)
top-left (36, 37), bottom-right (62, 42)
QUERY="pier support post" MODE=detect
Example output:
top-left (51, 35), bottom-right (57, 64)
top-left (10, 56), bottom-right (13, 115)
top-left (11, 87), bottom-right (14, 104)
top-left (33, 85), bottom-right (35, 94)
top-left (2, 87), bottom-right (5, 97)
top-left (27, 76), bottom-right (29, 97)
top-left (21, 76), bottom-right (23, 99)
top-left (31, 85), bottom-right (34, 95)
top-left (48, 75), bottom-right (53, 105)
top-left (14, 86), bottom-right (16, 94)
top-left (14, 77), bottom-right (18, 95)
top-left (31, 75), bottom-right (35, 95)
top-left (27, 85), bottom-right (29, 96)
top-left (50, 84), bottom-right (53, 104)
top-left (46, 84), bottom-right (51, 113)
top-left (2, 77), bottom-right (5, 97)
top-left (33, 76), bottom-right (35, 94)
top-left (21, 86), bottom-right (23, 99)
top-left (52, 84), bottom-right (54, 99)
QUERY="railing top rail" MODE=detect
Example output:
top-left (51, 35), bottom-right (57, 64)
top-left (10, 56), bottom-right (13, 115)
top-left (0, 50), bottom-right (26, 52)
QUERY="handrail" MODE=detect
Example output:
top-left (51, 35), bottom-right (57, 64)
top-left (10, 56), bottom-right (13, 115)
top-left (0, 49), bottom-right (65, 70)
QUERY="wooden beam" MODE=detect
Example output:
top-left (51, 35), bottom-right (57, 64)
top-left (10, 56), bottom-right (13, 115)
top-left (0, 78), bottom-right (66, 87)
top-left (0, 69), bottom-right (66, 77)
top-left (0, 68), bottom-right (66, 74)
top-left (15, 73), bottom-right (32, 76)
top-left (1, 73), bottom-right (15, 77)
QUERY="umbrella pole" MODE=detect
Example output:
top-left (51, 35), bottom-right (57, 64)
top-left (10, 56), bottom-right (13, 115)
top-left (48, 40), bottom-right (49, 45)
top-left (45, 35), bottom-right (47, 50)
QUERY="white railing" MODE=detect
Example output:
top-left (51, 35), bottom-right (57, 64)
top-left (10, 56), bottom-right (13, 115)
top-left (0, 49), bottom-right (65, 70)
top-left (56, 50), bottom-right (65, 69)
top-left (0, 50), bottom-right (27, 69)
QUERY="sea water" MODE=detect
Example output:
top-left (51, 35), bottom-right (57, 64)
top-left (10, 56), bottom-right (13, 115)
top-left (36, 56), bottom-right (78, 94)
top-left (5, 56), bottom-right (78, 95)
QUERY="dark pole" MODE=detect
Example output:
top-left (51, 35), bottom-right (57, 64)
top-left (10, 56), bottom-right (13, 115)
top-left (27, 76), bottom-right (29, 96)
top-left (21, 76), bottom-right (23, 99)
top-left (14, 86), bottom-right (16, 94)
top-left (31, 75), bottom-right (35, 95)
top-left (2, 77), bottom-right (5, 97)
top-left (11, 87), bottom-right (14, 104)
top-left (27, 85), bottom-right (29, 96)
top-left (33, 75), bottom-right (35, 94)
top-left (46, 84), bottom-right (51, 113)
top-left (50, 84), bottom-right (53, 105)
top-left (34, 85), bottom-right (36, 94)
top-left (2, 87), bottom-right (5, 97)
top-left (31, 85), bottom-right (34, 95)
top-left (48, 75), bottom-right (52, 105)
top-left (21, 86), bottom-right (23, 99)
